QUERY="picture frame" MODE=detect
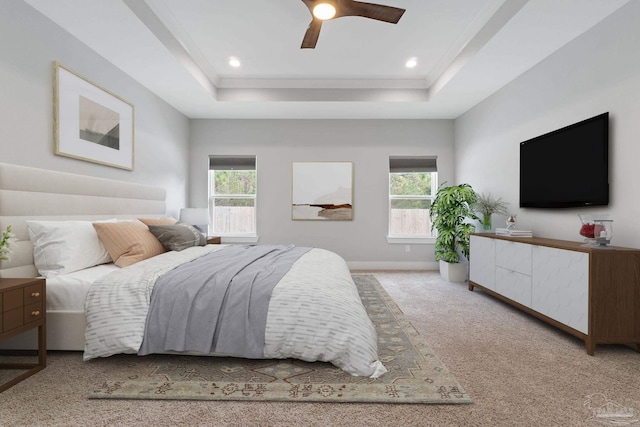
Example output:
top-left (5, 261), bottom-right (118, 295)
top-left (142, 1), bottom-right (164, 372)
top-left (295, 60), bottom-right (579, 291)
top-left (292, 161), bottom-right (353, 220)
top-left (53, 62), bottom-right (134, 170)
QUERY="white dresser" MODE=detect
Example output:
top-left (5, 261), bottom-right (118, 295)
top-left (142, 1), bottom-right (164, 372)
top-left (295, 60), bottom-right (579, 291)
top-left (469, 233), bottom-right (640, 355)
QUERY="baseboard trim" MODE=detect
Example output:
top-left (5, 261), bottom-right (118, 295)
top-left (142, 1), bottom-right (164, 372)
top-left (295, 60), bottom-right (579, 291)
top-left (348, 261), bottom-right (438, 271)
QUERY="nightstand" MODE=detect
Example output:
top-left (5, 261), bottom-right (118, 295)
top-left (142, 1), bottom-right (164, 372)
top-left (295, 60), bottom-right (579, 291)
top-left (206, 236), bottom-right (222, 244)
top-left (0, 278), bottom-right (46, 392)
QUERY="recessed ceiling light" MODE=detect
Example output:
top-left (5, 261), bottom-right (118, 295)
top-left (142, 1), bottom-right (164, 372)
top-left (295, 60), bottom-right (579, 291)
top-left (313, 3), bottom-right (337, 20)
top-left (405, 57), bottom-right (418, 68)
top-left (229, 57), bottom-right (241, 68)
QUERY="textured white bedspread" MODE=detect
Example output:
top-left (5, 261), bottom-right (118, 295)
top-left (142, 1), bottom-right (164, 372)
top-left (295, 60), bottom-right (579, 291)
top-left (83, 246), bottom-right (386, 378)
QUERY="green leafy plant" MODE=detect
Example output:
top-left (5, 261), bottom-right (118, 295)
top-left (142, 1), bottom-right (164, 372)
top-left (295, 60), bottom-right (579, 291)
top-left (0, 225), bottom-right (16, 261)
top-left (430, 183), bottom-right (479, 263)
top-left (474, 193), bottom-right (509, 217)
top-left (474, 193), bottom-right (509, 230)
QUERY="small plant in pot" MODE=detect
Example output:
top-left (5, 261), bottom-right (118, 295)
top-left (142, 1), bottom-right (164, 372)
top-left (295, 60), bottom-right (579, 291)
top-left (474, 193), bottom-right (509, 231)
top-left (430, 183), bottom-right (479, 282)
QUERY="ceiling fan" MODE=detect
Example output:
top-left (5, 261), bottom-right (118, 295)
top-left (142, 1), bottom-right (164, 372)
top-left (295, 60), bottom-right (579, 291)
top-left (300, 0), bottom-right (406, 49)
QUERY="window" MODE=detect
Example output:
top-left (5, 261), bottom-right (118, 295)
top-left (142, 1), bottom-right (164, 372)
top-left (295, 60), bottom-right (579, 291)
top-left (388, 156), bottom-right (437, 238)
top-left (208, 156), bottom-right (256, 237)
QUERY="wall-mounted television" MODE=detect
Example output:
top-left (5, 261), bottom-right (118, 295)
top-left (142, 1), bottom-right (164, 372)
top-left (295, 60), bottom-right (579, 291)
top-left (520, 112), bottom-right (609, 208)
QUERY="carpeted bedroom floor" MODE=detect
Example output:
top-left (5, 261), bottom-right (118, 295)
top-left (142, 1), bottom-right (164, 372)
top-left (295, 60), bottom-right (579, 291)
top-left (1, 270), bottom-right (639, 426)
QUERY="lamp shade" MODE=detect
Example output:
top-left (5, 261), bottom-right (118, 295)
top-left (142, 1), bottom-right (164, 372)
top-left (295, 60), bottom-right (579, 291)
top-left (179, 208), bottom-right (210, 233)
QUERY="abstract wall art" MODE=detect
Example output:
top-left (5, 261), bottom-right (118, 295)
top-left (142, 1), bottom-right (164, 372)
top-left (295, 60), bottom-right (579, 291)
top-left (292, 161), bottom-right (353, 220)
top-left (54, 62), bottom-right (134, 170)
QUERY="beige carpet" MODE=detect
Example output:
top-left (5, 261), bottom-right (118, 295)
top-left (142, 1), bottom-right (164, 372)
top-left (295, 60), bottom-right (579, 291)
top-left (88, 274), bottom-right (471, 403)
top-left (1, 270), bottom-right (639, 426)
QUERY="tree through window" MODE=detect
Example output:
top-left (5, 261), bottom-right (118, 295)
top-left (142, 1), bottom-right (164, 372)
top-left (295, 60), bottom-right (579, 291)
top-left (209, 156), bottom-right (256, 236)
top-left (389, 156), bottom-right (437, 237)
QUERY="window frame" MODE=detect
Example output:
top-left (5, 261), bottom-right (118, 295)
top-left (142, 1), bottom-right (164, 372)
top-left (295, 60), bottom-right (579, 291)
top-left (208, 156), bottom-right (258, 242)
top-left (387, 157), bottom-right (438, 244)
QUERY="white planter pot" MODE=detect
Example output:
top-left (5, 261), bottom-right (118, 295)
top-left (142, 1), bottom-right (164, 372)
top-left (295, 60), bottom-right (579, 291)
top-left (439, 260), bottom-right (468, 283)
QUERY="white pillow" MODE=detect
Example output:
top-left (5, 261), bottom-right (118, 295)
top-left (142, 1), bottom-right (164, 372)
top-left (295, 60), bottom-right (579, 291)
top-left (26, 220), bottom-right (114, 277)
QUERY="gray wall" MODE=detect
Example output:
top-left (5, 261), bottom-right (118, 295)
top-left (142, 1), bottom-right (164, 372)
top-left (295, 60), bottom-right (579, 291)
top-left (0, 1), bottom-right (190, 217)
top-left (189, 119), bottom-right (455, 267)
top-left (454, 1), bottom-right (640, 247)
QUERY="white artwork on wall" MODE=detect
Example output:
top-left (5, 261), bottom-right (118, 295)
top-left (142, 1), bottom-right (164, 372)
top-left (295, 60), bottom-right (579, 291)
top-left (54, 62), bottom-right (134, 170)
top-left (292, 162), bottom-right (353, 221)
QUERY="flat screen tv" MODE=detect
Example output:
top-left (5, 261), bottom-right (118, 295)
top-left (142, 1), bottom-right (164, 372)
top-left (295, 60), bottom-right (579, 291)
top-left (520, 112), bottom-right (609, 208)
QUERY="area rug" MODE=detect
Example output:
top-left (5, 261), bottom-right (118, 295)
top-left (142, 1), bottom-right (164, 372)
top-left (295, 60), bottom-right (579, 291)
top-left (89, 274), bottom-right (472, 404)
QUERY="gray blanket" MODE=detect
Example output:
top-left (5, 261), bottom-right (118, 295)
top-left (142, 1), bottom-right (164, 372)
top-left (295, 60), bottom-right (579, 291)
top-left (138, 244), bottom-right (311, 358)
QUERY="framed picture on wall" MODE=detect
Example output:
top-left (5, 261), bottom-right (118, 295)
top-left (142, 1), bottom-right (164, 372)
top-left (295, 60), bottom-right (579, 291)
top-left (292, 161), bottom-right (353, 220)
top-left (53, 61), bottom-right (134, 170)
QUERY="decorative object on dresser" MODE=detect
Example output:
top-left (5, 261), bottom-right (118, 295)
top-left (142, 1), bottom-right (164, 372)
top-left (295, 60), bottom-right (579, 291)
top-left (473, 193), bottom-right (509, 231)
top-left (0, 278), bottom-right (46, 392)
top-left (578, 214), bottom-right (613, 247)
top-left (54, 62), bottom-right (134, 170)
top-left (469, 233), bottom-right (640, 355)
top-left (429, 183), bottom-right (478, 282)
top-left (495, 228), bottom-right (532, 237)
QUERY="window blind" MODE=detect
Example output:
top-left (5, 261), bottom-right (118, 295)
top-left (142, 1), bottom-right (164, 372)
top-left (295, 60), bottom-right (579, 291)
top-left (389, 156), bottom-right (437, 173)
top-left (209, 155), bottom-right (256, 170)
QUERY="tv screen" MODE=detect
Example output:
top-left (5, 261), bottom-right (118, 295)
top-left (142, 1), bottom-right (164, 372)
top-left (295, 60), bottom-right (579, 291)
top-left (520, 112), bottom-right (609, 208)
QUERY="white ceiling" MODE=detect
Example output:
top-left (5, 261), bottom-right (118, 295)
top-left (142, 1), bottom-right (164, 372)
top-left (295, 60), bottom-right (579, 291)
top-left (24, 0), bottom-right (629, 119)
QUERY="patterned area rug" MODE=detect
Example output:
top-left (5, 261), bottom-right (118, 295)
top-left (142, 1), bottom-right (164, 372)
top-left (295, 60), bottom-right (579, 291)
top-left (89, 274), bottom-right (472, 404)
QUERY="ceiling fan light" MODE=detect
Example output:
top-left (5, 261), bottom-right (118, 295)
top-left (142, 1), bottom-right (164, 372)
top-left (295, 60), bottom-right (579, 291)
top-left (313, 3), bottom-right (336, 20)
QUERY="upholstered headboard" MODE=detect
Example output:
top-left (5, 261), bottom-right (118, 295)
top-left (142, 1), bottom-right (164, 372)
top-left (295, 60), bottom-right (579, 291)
top-left (0, 163), bottom-right (167, 278)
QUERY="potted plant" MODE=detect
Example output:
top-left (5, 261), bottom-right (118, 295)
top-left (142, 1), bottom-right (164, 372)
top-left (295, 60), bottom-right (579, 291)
top-left (474, 193), bottom-right (509, 231)
top-left (0, 225), bottom-right (16, 261)
top-left (430, 183), bottom-right (478, 282)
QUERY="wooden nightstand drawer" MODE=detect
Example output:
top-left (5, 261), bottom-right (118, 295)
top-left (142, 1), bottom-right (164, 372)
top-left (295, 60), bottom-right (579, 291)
top-left (0, 277), bottom-right (47, 392)
top-left (24, 301), bottom-right (43, 325)
top-left (3, 307), bottom-right (23, 332)
top-left (24, 283), bottom-right (43, 304)
top-left (2, 288), bottom-right (23, 312)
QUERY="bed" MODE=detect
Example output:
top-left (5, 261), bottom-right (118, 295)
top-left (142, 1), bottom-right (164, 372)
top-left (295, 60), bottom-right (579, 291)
top-left (0, 163), bottom-right (385, 377)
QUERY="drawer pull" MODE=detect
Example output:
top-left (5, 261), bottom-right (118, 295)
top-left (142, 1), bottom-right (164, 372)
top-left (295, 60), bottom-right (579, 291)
top-left (31, 310), bottom-right (40, 317)
top-left (31, 292), bottom-right (40, 297)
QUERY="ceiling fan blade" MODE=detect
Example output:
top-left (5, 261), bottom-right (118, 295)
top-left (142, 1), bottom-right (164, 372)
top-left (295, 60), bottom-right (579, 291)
top-left (337, 1), bottom-right (406, 24)
top-left (300, 0), bottom-right (316, 14)
top-left (301, 19), bottom-right (323, 49)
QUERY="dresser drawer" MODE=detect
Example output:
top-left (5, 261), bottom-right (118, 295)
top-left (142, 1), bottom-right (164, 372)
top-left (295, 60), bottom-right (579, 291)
top-left (2, 288), bottom-right (23, 312)
top-left (496, 266), bottom-right (532, 307)
top-left (0, 277), bottom-right (47, 393)
top-left (24, 301), bottom-right (43, 325)
top-left (496, 240), bottom-right (532, 275)
top-left (24, 283), bottom-right (44, 305)
top-left (2, 307), bottom-right (23, 333)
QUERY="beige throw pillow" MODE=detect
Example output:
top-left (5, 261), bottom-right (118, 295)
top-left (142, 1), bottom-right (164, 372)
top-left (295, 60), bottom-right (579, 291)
top-left (137, 217), bottom-right (177, 226)
top-left (93, 220), bottom-right (165, 267)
